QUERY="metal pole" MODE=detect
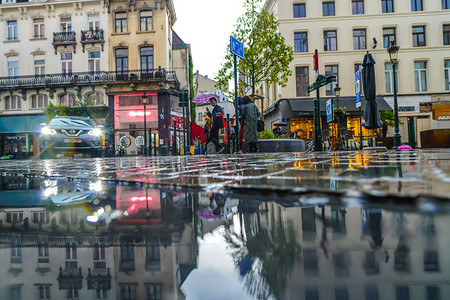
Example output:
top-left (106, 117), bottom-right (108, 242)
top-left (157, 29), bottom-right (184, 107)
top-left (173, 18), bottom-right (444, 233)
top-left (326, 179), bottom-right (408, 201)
top-left (182, 98), bottom-right (186, 155)
top-left (173, 121), bottom-right (177, 156)
top-left (359, 107), bottom-right (363, 150)
top-left (314, 88), bottom-right (322, 151)
top-left (144, 103), bottom-right (147, 156)
top-left (148, 128), bottom-right (152, 156)
top-left (234, 54), bottom-right (240, 153)
top-left (392, 61), bottom-right (401, 149)
top-left (153, 132), bottom-right (157, 156)
top-left (226, 114), bottom-right (231, 154)
top-left (336, 95), bottom-right (341, 150)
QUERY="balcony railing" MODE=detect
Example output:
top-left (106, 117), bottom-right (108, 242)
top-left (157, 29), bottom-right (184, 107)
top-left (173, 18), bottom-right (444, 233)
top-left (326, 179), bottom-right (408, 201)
top-left (0, 69), bottom-right (180, 91)
top-left (80, 29), bottom-right (104, 52)
top-left (52, 31), bottom-right (77, 53)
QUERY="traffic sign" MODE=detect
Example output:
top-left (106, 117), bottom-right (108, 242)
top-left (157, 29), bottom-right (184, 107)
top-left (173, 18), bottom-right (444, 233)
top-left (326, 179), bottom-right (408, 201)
top-left (307, 75), bottom-right (335, 93)
top-left (356, 93), bottom-right (361, 108)
top-left (230, 36), bottom-right (244, 59)
top-left (326, 99), bottom-right (332, 123)
top-left (355, 70), bottom-right (361, 93)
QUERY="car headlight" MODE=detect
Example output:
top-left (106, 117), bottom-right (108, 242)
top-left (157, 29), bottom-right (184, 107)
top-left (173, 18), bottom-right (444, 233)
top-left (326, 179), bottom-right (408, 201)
top-left (88, 128), bottom-right (102, 137)
top-left (41, 127), bottom-right (56, 135)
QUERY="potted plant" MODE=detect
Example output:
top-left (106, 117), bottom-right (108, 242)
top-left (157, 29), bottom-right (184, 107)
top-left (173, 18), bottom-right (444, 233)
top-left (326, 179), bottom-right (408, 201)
top-left (333, 106), bottom-right (347, 116)
top-left (377, 110), bottom-right (395, 148)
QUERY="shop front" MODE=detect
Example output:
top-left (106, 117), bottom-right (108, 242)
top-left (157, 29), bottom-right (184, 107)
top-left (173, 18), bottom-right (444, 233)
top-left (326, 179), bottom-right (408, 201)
top-left (0, 114), bottom-right (47, 158)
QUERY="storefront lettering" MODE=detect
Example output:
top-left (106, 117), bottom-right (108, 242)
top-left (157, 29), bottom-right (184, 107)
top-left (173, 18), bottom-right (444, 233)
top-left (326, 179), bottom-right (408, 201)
top-left (438, 116), bottom-right (450, 120)
top-left (399, 106), bottom-right (416, 112)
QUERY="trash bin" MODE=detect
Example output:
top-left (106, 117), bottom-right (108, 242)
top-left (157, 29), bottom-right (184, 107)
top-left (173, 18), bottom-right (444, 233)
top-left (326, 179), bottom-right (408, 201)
top-left (159, 145), bottom-right (168, 156)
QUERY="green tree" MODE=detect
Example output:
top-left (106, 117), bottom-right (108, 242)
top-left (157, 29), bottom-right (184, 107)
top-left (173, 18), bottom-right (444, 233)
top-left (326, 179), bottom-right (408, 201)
top-left (380, 110), bottom-right (395, 137)
top-left (216, 0), bottom-right (293, 96)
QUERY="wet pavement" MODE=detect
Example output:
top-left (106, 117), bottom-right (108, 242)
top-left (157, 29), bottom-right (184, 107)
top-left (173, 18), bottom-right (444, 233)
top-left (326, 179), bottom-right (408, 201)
top-left (0, 149), bottom-right (449, 299)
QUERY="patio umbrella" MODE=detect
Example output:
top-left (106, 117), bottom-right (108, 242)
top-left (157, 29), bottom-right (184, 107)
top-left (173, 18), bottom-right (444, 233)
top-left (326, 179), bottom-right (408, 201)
top-left (361, 53), bottom-right (382, 129)
top-left (192, 92), bottom-right (219, 104)
top-left (273, 121), bottom-right (288, 126)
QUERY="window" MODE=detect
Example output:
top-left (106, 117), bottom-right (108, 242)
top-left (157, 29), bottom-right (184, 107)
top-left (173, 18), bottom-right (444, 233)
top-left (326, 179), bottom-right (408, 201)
top-left (37, 285), bottom-right (50, 299)
top-left (303, 249), bottom-right (318, 276)
top-left (122, 285), bottom-right (136, 300)
top-left (11, 245), bottom-right (22, 263)
top-left (385, 63), bottom-right (394, 93)
top-left (96, 290), bottom-right (107, 299)
top-left (61, 52), bottom-right (72, 75)
top-left (93, 244), bottom-right (106, 269)
top-left (147, 284), bottom-right (162, 300)
top-left (10, 285), bottom-right (22, 300)
top-left (325, 65), bottom-right (338, 95)
top-left (396, 286), bottom-right (410, 300)
top-left (411, 0), bottom-right (423, 11)
top-left (424, 250), bottom-right (439, 271)
top-left (323, 2), bottom-right (335, 16)
top-left (443, 0), bottom-right (450, 9)
top-left (5, 95), bottom-right (21, 110)
top-left (333, 252), bottom-right (350, 277)
top-left (35, 58), bottom-right (45, 76)
top-left (88, 51), bottom-right (101, 74)
top-left (382, 0), bottom-right (394, 13)
top-left (335, 286), bottom-right (349, 300)
top-left (353, 29), bottom-right (366, 50)
top-left (7, 20), bottom-right (18, 41)
top-left (6, 212), bottom-right (23, 223)
top-left (140, 46), bottom-right (154, 72)
top-left (294, 32), bottom-right (308, 52)
top-left (60, 93), bottom-right (75, 107)
top-left (444, 25), bottom-right (450, 45)
top-left (145, 243), bottom-right (160, 270)
top-left (445, 60), bottom-right (450, 91)
top-left (89, 91), bottom-right (104, 106)
top-left (66, 289), bottom-right (78, 299)
top-left (33, 211), bottom-right (50, 224)
top-left (33, 18), bottom-right (45, 38)
top-left (352, 0), bottom-right (364, 14)
top-left (60, 17), bottom-right (72, 32)
top-left (140, 10), bottom-right (152, 31)
top-left (37, 243), bottom-right (49, 263)
top-left (293, 3), bottom-right (306, 18)
top-left (198, 112), bottom-right (203, 121)
top-left (88, 14), bottom-right (100, 30)
top-left (324, 30), bottom-right (337, 51)
top-left (412, 26), bottom-right (426, 47)
top-left (305, 287), bottom-right (319, 300)
top-left (383, 28), bottom-right (396, 48)
top-left (65, 244), bottom-right (77, 269)
top-left (120, 241), bottom-right (135, 270)
top-left (31, 94), bottom-right (49, 109)
top-left (414, 61), bottom-right (427, 92)
top-left (425, 286), bottom-right (440, 300)
top-left (115, 12), bottom-right (127, 33)
top-left (365, 284), bottom-right (379, 300)
top-left (116, 48), bottom-right (129, 79)
top-left (296, 66), bottom-right (309, 96)
top-left (8, 60), bottom-right (18, 78)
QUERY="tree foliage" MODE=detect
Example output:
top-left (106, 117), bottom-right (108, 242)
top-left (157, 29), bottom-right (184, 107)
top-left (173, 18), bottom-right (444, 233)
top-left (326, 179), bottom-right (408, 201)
top-left (216, 0), bottom-right (293, 95)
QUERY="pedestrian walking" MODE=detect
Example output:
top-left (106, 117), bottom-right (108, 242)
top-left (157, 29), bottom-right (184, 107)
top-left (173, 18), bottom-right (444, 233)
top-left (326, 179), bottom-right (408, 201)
top-left (241, 95), bottom-right (259, 153)
top-left (206, 98), bottom-right (225, 153)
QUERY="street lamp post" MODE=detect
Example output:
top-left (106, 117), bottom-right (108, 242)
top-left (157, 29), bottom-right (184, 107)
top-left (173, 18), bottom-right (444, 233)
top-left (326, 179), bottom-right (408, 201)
top-left (334, 86), bottom-right (341, 150)
top-left (387, 42), bottom-right (401, 149)
top-left (142, 92), bottom-right (148, 156)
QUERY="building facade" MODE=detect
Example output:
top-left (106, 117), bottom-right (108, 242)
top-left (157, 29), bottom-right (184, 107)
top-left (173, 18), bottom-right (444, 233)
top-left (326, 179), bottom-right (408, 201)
top-left (0, 0), bottom-right (186, 157)
top-left (262, 0), bottom-right (450, 147)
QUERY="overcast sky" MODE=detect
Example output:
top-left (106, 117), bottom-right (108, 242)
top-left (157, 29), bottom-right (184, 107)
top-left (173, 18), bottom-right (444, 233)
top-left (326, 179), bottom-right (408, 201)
top-left (172, 0), bottom-right (245, 80)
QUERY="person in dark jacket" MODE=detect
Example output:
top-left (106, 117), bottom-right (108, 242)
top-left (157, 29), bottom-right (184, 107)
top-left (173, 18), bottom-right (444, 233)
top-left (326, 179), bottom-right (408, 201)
top-left (206, 97), bottom-right (224, 153)
top-left (241, 95), bottom-right (259, 153)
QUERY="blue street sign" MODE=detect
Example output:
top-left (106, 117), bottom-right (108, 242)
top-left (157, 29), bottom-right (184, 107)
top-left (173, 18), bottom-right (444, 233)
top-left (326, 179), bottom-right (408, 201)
top-left (230, 36), bottom-right (244, 59)
top-left (356, 93), bottom-right (361, 108)
top-left (326, 99), bottom-right (332, 123)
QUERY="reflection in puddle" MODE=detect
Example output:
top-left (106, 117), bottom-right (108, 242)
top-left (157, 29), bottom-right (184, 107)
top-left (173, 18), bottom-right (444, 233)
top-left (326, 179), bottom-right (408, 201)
top-left (0, 177), bottom-right (449, 299)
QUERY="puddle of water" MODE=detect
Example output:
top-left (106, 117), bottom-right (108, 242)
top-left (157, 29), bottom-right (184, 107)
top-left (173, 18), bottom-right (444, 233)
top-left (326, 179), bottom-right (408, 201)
top-left (0, 176), bottom-right (449, 299)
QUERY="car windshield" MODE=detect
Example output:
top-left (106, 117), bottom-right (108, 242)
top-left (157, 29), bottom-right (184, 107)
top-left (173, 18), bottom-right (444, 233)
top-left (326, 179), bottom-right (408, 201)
top-left (49, 118), bottom-right (95, 127)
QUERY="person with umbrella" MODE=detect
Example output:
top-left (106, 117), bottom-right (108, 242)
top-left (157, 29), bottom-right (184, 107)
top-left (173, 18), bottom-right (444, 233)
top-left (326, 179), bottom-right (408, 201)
top-left (206, 97), bottom-right (225, 153)
top-left (272, 124), bottom-right (282, 137)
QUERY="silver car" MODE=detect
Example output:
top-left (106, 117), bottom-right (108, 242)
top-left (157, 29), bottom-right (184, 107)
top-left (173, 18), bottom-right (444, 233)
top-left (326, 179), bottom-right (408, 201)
top-left (39, 116), bottom-right (103, 158)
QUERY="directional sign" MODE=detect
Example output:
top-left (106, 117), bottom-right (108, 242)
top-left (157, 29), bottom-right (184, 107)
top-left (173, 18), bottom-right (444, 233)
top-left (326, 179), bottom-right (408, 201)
top-left (355, 70), bottom-right (361, 94)
top-left (326, 99), bottom-right (332, 123)
top-left (307, 75), bottom-right (335, 93)
top-left (230, 36), bottom-right (244, 59)
top-left (356, 93), bottom-right (361, 108)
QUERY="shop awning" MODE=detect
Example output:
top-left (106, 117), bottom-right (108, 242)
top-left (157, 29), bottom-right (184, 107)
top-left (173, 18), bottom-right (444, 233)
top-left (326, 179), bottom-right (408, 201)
top-left (288, 96), bottom-right (392, 115)
top-left (0, 114), bottom-right (47, 134)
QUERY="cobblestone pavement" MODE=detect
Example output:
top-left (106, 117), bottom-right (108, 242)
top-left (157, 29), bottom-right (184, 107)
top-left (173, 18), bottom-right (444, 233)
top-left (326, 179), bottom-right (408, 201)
top-left (0, 149), bottom-right (449, 199)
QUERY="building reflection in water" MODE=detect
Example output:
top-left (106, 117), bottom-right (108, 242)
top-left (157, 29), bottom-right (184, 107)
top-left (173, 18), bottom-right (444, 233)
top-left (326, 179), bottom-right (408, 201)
top-left (0, 179), bottom-right (198, 300)
top-left (0, 177), bottom-right (449, 300)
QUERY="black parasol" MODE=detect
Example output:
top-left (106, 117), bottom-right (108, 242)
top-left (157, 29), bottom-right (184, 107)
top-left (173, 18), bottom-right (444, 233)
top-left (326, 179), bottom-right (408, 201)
top-left (362, 53), bottom-right (382, 129)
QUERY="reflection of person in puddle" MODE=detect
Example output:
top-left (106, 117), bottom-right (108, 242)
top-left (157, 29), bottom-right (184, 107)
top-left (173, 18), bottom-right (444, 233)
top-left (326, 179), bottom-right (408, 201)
top-left (209, 193), bottom-right (225, 216)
